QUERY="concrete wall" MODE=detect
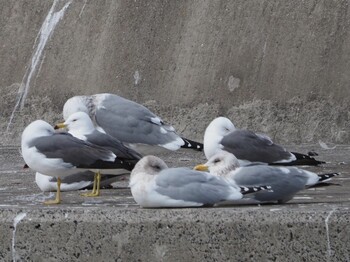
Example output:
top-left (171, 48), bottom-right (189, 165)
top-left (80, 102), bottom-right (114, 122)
top-left (1, 207), bottom-right (349, 261)
top-left (1, 0), bottom-right (349, 145)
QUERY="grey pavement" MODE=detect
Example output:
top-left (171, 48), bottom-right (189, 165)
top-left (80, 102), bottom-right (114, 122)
top-left (0, 145), bottom-right (349, 261)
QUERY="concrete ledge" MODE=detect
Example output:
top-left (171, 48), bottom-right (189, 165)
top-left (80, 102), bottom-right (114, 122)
top-left (1, 145), bottom-right (350, 261)
top-left (1, 206), bottom-right (349, 261)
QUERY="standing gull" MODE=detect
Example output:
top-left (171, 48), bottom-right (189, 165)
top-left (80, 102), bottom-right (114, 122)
top-left (62, 93), bottom-right (203, 154)
top-left (129, 155), bottom-right (270, 208)
top-left (21, 120), bottom-right (136, 204)
top-left (204, 117), bottom-right (325, 165)
top-left (195, 151), bottom-right (339, 203)
top-left (54, 111), bottom-right (142, 196)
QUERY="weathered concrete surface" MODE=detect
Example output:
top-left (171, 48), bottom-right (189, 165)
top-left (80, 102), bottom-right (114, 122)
top-left (1, 207), bottom-right (349, 261)
top-left (1, 0), bottom-right (350, 145)
top-left (0, 145), bottom-right (349, 261)
top-left (1, 1), bottom-right (350, 260)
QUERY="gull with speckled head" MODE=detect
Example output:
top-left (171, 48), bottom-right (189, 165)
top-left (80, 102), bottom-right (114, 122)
top-left (203, 117), bottom-right (325, 166)
top-left (62, 93), bottom-right (203, 154)
top-left (195, 151), bottom-right (339, 203)
top-left (21, 120), bottom-right (136, 204)
top-left (129, 155), bottom-right (270, 208)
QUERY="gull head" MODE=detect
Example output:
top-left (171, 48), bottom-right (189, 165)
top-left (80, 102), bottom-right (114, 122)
top-left (63, 96), bottom-right (91, 120)
top-left (131, 155), bottom-right (168, 177)
top-left (58, 112), bottom-right (95, 137)
top-left (21, 120), bottom-right (54, 145)
top-left (195, 151), bottom-right (240, 178)
top-left (204, 117), bottom-right (236, 159)
top-left (21, 120), bottom-right (55, 162)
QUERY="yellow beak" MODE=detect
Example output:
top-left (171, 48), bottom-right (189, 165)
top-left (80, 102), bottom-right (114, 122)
top-left (54, 122), bottom-right (67, 130)
top-left (194, 164), bottom-right (209, 171)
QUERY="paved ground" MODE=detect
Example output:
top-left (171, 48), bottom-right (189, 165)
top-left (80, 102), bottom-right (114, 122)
top-left (1, 144), bottom-right (349, 208)
top-left (1, 144), bottom-right (349, 261)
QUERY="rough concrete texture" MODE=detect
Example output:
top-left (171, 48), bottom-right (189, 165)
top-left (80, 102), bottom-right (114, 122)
top-left (1, 1), bottom-right (350, 261)
top-left (1, 0), bottom-right (350, 145)
top-left (0, 145), bottom-right (349, 261)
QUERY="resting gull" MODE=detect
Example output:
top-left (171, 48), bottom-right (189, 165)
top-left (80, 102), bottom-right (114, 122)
top-left (62, 93), bottom-right (203, 154)
top-left (129, 155), bottom-right (270, 208)
top-left (35, 172), bottom-right (119, 192)
top-left (195, 151), bottom-right (339, 203)
top-left (204, 117), bottom-right (325, 165)
top-left (21, 120), bottom-right (136, 204)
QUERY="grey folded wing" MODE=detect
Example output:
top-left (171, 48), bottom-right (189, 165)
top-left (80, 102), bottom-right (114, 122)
top-left (232, 166), bottom-right (309, 202)
top-left (86, 130), bottom-right (142, 160)
top-left (94, 94), bottom-right (181, 146)
top-left (29, 133), bottom-right (117, 168)
top-left (221, 129), bottom-right (293, 163)
top-left (155, 167), bottom-right (236, 204)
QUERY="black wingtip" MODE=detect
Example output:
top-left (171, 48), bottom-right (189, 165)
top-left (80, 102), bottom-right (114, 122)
top-left (269, 152), bottom-right (325, 166)
top-left (317, 173), bottom-right (340, 182)
top-left (180, 137), bottom-right (203, 151)
top-left (240, 185), bottom-right (272, 195)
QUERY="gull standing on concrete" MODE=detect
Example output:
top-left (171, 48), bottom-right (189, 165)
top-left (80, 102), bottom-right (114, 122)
top-left (21, 120), bottom-right (136, 204)
top-left (54, 111), bottom-right (142, 196)
top-left (129, 155), bottom-right (270, 208)
top-left (62, 93), bottom-right (203, 154)
top-left (195, 151), bottom-right (339, 203)
top-left (204, 117), bottom-right (324, 165)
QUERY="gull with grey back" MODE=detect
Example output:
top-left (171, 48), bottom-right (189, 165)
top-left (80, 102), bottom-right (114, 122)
top-left (54, 111), bottom-right (142, 196)
top-left (62, 93), bottom-right (203, 154)
top-left (129, 155), bottom-right (270, 208)
top-left (204, 117), bottom-right (325, 166)
top-left (21, 120), bottom-right (135, 204)
top-left (35, 171), bottom-right (119, 192)
top-left (195, 151), bottom-right (339, 204)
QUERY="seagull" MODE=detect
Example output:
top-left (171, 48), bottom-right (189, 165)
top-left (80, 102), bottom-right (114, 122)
top-left (195, 151), bottom-right (339, 204)
top-left (204, 117), bottom-right (325, 165)
top-left (21, 120), bottom-right (137, 204)
top-left (129, 155), bottom-right (270, 208)
top-left (54, 111), bottom-right (142, 196)
top-left (35, 172), bottom-right (119, 192)
top-left (62, 93), bottom-right (203, 154)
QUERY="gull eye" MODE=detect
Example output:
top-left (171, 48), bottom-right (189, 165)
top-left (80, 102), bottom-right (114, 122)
top-left (213, 158), bottom-right (221, 163)
top-left (153, 165), bottom-right (161, 170)
top-left (72, 119), bottom-right (77, 122)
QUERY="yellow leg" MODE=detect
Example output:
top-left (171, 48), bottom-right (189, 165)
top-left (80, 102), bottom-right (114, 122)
top-left (81, 172), bottom-right (101, 197)
top-left (44, 177), bottom-right (61, 205)
top-left (95, 172), bottom-right (101, 196)
top-left (80, 173), bottom-right (97, 197)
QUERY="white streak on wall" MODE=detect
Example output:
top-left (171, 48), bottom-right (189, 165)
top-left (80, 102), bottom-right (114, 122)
top-left (7, 0), bottom-right (71, 131)
top-left (325, 208), bottom-right (336, 261)
top-left (12, 213), bottom-right (27, 262)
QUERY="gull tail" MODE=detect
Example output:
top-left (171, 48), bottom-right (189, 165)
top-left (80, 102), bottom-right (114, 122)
top-left (291, 152), bottom-right (326, 165)
top-left (307, 173), bottom-right (341, 188)
top-left (240, 185), bottom-right (272, 195)
top-left (180, 137), bottom-right (203, 151)
top-left (270, 152), bottom-right (325, 166)
top-left (317, 172), bottom-right (340, 182)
